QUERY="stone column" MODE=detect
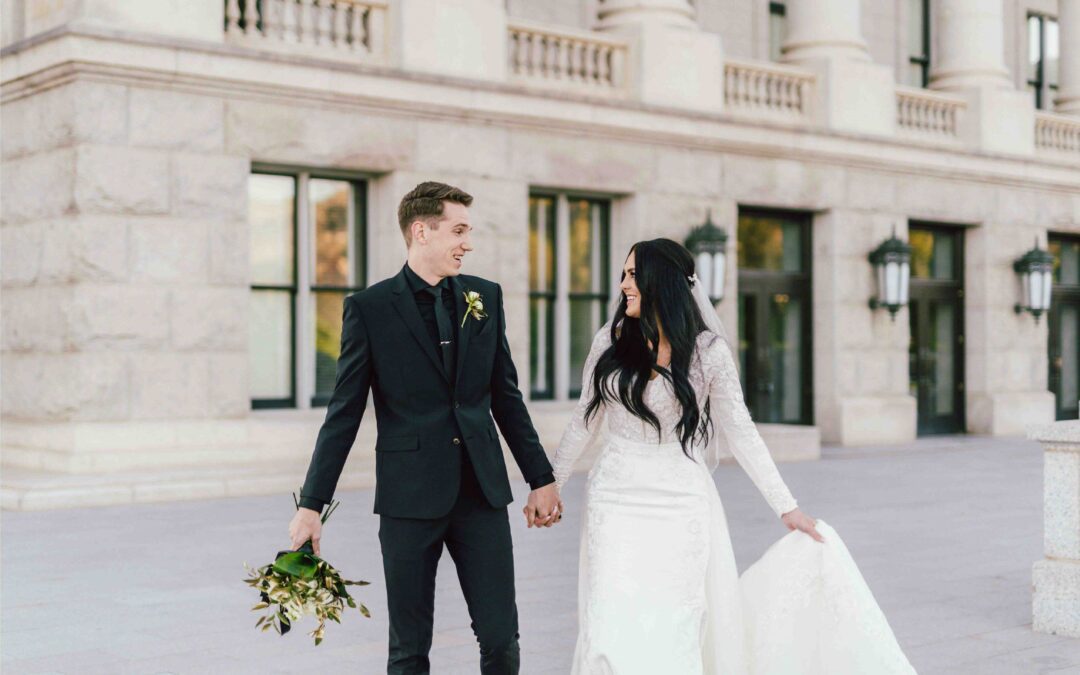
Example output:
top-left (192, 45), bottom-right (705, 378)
top-left (781, 0), bottom-right (870, 63)
top-left (778, 0), bottom-right (894, 136)
top-left (393, 0), bottom-right (507, 82)
top-left (1032, 420), bottom-right (1080, 637)
top-left (595, 0), bottom-right (696, 29)
top-left (46, 0), bottom-right (223, 43)
top-left (1057, 0), bottom-right (1080, 114)
top-left (594, 0), bottom-right (724, 113)
top-left (928, 0), bottom-right (1034, 154)
top-left (928, 0), bottom-right (1010, 90)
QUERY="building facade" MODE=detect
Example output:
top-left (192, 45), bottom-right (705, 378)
top-left (2, 0), bottom-right (1078, 506)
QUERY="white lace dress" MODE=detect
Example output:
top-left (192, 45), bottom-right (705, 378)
top-left (554, 326), bottom-right (916, 675)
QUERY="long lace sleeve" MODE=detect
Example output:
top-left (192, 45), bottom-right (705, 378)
top-left (701, 333), bottom-right (798, 518)
top-left (553, 325), bottom-right (612, 490)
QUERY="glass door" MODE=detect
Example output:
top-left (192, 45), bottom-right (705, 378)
top-left (737, 209), bottom-right (813, 425)
top-left (1049, 235), bottom-right (1080, 420)
top-left (908, 224), bottom-right (965, 435)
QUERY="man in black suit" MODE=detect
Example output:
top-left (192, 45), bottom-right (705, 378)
top-left (289, 182), bottom-right (562, 674)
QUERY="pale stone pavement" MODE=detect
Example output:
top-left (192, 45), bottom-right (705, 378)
top-left (3, 435), bottom-right (1080, 674)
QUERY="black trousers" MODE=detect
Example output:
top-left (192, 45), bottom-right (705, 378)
top-left (379, 457), bottom-right (520, 675)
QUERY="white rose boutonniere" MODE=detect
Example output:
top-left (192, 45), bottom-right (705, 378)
top-left (461, 290), bottom-right (487, 327)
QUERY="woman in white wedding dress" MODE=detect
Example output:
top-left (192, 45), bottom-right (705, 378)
top-left (551, 239), bottom-right (916, 675)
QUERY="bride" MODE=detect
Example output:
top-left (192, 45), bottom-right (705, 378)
top-left (548, 238), bottom-right (916, 674)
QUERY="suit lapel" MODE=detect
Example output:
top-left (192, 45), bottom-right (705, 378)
top-left (451, 277), bottom-right (472, 391)
top-left (390, 270), bottom-right (450, 383)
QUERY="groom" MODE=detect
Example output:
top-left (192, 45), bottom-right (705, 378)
top-left (289, 182), bottom-right (562, 674)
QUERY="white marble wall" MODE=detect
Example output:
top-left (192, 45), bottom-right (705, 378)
top-left (1032, 420), bottom-right (1080, 637)
top-left (1, 0), bottom-right (1077, 475)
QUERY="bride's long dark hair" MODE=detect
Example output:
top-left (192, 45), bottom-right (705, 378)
top-left (584, 238), bottom-right (714, 460)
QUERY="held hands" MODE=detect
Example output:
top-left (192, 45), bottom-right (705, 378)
top-left (523, 484), bottom-right (563, 529)
top-left (289, 507), bottom-right (324, 555)
top-left (781, 508), bottom-right (825, 543)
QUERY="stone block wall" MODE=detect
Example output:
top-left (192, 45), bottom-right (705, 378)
top-left (1, 79), bottom-right (250, 469)
top-left (2, 59), bottom-right (1075, 472)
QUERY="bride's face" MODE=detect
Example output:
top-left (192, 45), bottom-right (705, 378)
top-left (620, 251), bottom-right (641, 318)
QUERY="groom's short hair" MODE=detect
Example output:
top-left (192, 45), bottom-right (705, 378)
top-left (398, 182), bottom-right (473, 246)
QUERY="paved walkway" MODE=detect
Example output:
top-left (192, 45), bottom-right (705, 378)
top-left (3, 435), bottom-right (1080, 674)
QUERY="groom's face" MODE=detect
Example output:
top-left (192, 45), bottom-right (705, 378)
top-left (415, 201), bottom-right (474, 278)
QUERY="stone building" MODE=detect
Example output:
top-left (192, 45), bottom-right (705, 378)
top-left (2, 0), bottom-right (1078, 509)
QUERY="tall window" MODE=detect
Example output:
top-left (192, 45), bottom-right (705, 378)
top-left (768, 2), bottom-right (786, 62)
top-left (1048, 235), bottom-right (1080, 420)
top-left (529, 193), bottom-right (610, 401)
top-left (1028, 13), bottom-right (1060, 110)
top-left (248, 167), bottom-right (367, 409)
top-left (907, 0), bottom-right (930, 86)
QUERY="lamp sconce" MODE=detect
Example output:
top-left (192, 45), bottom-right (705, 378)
top-left (1013, 238), bottom-right (1054, 323)
top-left (684, 209), bottom-right (729, 304)
top-left (868, 227), bottom-right (912, 322)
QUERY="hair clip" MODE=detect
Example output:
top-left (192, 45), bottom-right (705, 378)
top-left (687, 273), bottom-right (699, 287)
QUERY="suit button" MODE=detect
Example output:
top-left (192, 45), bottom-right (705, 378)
top-left (452, 437), bottom-right (461, 445)
top-left (454, 402), bottom-right (460, 409)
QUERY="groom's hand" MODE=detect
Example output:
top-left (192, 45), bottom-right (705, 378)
top-left (523, 484), bottom-right (562, 529)
top-left (289, 507), bottom-right (323, 555)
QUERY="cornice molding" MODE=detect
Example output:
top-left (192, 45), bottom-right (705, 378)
top-left (2, 25), bottom-right (1078, 195)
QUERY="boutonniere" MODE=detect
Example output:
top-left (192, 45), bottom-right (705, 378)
top-left (461, 290), bottom-right (487, 327)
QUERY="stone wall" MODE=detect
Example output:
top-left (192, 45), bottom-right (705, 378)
top-left (3, 68), bottom-right (1075, 475)
top-left (1, 78), bottom-right (250, 470)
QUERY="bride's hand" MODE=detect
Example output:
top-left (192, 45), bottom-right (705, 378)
top-left (781, 508), bottom-right (825, 543)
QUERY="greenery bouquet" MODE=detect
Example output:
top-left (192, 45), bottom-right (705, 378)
top-left (244, 493), bottom-right (371, 645)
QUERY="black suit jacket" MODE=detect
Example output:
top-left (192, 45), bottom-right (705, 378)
top-left (299, 268), bottom-right (553, 519)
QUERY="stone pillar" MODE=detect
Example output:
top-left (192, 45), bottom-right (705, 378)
top-left (393, 0), bottom-right (507, 82)
top-left (16, 0), bottom-right (225, 43)
top-left (595, 0), bottom-right (696, 29)
top-left (1058, 0), bottom-right (1080, 114)
top-left (1032, 420), bottom-right (1080, 637)
top-left (1, 77), bottom-right (251, 474)
top-left (781, 0), bottom-right (870, 63)
top-left (964, 221), bottom-right (1056, 435)
top-left (928, 0), bottom-right (1034, 154)
top-left (778, 0), bottom-right (895, 136)
top-left (812, 210), bottom-right (916, 446)
top-left (928, 0), bottom-right (1010, 90)
top-left (594, 0), bottom-right (724, 114)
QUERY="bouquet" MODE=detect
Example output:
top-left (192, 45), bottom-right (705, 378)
top-left (244, 493), bottom-right (371, 645)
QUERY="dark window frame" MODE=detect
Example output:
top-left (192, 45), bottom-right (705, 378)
top-left (249, 163), bottom-right (368, 410)
top-left (769, 2), bottom-right (786, 62)
top-left (1048, 233), bottom-right (1080, 421)
top-left (909, 0), bottom-right (930, 87)
top-left (907, 221), bottom-right (967, 436)
top-left (736, 206), bottom-right (815, 426)
top-left (528, 193), bottom-right (558, 401)
top-left (527, 190), bottom-right (612, 401)
top-left (1028, 12), bottom-right (1060, 110)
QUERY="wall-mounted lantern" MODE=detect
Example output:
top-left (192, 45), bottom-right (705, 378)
top-left (868, 228), bottom-right (912, 321)
top-left (684, 210), bottom-right (729, 303)
top-left (1013, 238), bottom-right (1054, 322)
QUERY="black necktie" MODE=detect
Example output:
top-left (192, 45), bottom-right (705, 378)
top-left (424, 285), bottom-right (454, 378)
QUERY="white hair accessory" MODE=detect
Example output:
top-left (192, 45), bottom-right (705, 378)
top-left (688, 273), bottom-right (699, 287)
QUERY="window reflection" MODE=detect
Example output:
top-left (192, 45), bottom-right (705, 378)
top-left (249, 174), bottom-right (295, 286)
top-left (737, 213), bottom-right (803, 273)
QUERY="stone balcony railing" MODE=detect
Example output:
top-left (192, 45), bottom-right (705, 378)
top-left (224, 0), bottom-right (388, 62)
top-left (1035, 111), bottom-right (1080, 155)
top-left (723, 58), bottom-right (815, 123)
top-left (6, 0), bottom-right (1069, 159)
top-left (506, 20), bottom-right (629, 94)
top-left (896, 85), bottom-right (966, 141)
